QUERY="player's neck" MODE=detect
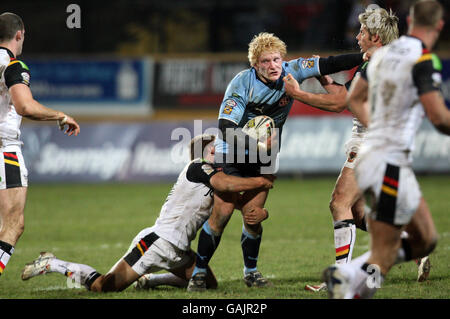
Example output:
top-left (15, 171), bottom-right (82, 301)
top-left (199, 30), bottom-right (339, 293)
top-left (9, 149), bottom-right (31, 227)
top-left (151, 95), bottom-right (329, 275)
top-left (409, 27), bottom-right (437, 51)
top-left (0, 42), bottom-right (17, 57)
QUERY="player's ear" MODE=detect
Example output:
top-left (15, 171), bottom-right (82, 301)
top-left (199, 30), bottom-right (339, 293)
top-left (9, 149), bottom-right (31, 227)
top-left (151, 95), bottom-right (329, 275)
top-left (15, 29), bottom-right (24, 41)
top-left (372, 34), bottom-right (382, 46)
top-left (437, 19), bottom-right (444, 32)
top-left (407, 15), bottom-right (412, 29)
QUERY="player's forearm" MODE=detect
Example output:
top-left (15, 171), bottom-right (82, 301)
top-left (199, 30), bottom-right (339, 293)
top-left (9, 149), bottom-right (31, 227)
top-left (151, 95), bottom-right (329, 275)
top-left (291, 88), bottom-right (346, 113)
top-left (319, 53), bottom-right (363, 76)
top-left (421, 91), bottom-right (450, 135)
top-left (223, 176), bottom-right (266, 192)
top-left (19, 99), bottom-right (65, 121)
top-left (428, 109), bottom-right (450, 135)
top-left (20, 100), bottom-right (64, 121)
top-left (13, 98), bottom-right (65, 121)
top-left (10, 84), bottom-right (65, 121)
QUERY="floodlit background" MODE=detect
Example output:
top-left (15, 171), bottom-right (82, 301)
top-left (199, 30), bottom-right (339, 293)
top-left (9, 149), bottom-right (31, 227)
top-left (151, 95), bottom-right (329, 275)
top-left (1, 0), bottom-right (449, 301)
top-left (1, 0), bottom-right (449, 181)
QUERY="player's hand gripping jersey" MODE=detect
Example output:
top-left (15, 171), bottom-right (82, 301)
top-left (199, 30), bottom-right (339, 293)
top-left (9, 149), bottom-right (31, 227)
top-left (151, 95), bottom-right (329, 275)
top-left (216, 53), bottom-right (364, 156)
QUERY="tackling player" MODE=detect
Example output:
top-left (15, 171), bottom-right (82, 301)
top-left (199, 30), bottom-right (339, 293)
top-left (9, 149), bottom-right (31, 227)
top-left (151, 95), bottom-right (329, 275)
top-left (323, 0), bottom-right (449, 299)
top-left (0, 13), bottom-right (79, 278)
top-left (188, 32), bottom-right (371, 291)
top-left (282, 6), bottom-right (425, 292)
top-left (21, 135), bottom-right (274, 292)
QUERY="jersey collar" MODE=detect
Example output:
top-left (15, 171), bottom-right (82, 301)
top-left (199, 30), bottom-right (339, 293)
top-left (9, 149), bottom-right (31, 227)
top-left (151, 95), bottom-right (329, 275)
top-left (0, 46), bottom-right (15, 58)
top-left (404, 35), bottom-right (427, 49)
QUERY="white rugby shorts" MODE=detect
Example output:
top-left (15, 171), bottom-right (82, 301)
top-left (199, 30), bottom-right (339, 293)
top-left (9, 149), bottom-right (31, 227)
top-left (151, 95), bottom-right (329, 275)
top-left (122, 226), bottom-right (191, 276)
top-left (355, 151), bottom-right (421, 226)
top-left (0, 144), bottom-right (28, 189)
top-left (343, 136), bottom-right (364, 169)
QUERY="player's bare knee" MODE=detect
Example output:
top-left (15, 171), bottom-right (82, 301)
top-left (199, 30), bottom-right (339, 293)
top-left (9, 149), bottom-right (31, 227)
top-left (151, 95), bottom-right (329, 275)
top-left (242, 205), bottom-right (254, 216)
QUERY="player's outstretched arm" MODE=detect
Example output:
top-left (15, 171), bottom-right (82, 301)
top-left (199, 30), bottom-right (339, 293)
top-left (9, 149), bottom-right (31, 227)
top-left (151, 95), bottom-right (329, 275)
top-left (347, 73), bottom-right (369, 127)
top-left (283, 73), bottom-right (347, 112)
top-left (318, 53), bottom-right (365, 76)
top-left (10, 84), bottom-right (80, 136)
top-left (421, 91), bottom-right (450, 135)
top-left (210, 172), bottom-right (274, 193)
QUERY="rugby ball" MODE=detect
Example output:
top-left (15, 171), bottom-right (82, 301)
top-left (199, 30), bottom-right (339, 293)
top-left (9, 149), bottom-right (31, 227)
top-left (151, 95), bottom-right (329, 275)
top-left (242, 115), bottom-right (275, 141)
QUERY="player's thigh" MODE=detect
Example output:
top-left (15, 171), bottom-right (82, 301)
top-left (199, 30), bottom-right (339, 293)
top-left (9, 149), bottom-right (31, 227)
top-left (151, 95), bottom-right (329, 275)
top-left (404, 197), bottom-right (437, 246)
top-left (367, 217), bottom-right (403, 272)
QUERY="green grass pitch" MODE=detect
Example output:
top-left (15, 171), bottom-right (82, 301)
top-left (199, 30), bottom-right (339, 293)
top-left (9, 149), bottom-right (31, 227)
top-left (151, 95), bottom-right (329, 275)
top-left (1, 176), bottom-right (449, 299)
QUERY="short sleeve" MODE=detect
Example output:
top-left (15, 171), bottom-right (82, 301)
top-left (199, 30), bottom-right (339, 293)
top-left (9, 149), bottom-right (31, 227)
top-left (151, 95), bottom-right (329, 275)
top-left (186, 161), bottom-right (221, 186)
top-left (285, 57), bottom-right (321, 83)
top-left (4, 60), bottom-right (31, 88)
top-left (412, 53), bottom-right (442, 96)
top-left (218, 71), bottom-right (249, 125)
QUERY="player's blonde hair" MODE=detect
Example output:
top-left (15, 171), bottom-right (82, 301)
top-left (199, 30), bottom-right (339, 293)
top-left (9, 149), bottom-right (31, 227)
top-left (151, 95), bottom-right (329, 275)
top-left (410, 0), bottom-right (444, 28)
top-left (248, 32), bottom-right (287, 67)
top-left (359, 7), bottom-right (399, 45)
top-left (189, 134), bottom-right (216, 160)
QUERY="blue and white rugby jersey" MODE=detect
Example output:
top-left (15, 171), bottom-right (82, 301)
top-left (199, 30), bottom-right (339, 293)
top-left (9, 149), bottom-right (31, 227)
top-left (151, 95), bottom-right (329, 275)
top-left (216, 56), bottom-right (320, 154)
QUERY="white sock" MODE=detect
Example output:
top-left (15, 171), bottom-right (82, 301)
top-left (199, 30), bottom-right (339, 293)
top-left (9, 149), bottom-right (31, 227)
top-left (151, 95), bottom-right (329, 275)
top-left (348, 251), bottom-right (390, 299)
top-left (353, 265), bottom-right (384, 299)
top-left (334, 220), bottom-right (356, 264)
top-left (351, 251), bottom-right (371, 269)
top-left (49, 258), bottom-right (98, 286)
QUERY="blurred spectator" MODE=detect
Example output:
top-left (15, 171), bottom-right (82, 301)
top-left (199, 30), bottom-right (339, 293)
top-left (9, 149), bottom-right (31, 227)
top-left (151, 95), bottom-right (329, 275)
top-left (1, 0), bottom-right (449, 54)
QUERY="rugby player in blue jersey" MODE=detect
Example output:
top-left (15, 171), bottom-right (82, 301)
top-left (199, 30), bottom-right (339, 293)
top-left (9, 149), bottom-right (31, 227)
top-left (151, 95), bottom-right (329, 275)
top-left (188, 32), bottom-right (370, 291)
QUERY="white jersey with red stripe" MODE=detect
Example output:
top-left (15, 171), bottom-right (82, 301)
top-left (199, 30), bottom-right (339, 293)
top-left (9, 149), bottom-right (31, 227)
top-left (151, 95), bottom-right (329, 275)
top-left (0, 48), bottom-right (22, 145)
top-left (153, 159), bottom-right (214, 251)
top-left (361, 36), bottom-right (428, 166)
